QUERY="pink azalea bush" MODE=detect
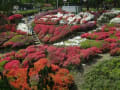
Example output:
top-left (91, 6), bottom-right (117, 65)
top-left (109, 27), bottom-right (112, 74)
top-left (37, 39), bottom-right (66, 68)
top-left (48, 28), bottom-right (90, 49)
top-left (34, 21), bottom-right (96, 43)
top-left (0, 45), bottom-right (101, 68)
top-left (81, 24), bottom-right (120, 55)
top-left (8, 14), bottom-right (23, 21)
top-left (110, 46), bottom-right (120, 56)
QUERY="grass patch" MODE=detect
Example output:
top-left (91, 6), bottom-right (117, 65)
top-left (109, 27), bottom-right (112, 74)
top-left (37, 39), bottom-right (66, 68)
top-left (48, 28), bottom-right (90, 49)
top-left (80, 40), bottom-right (105, 49)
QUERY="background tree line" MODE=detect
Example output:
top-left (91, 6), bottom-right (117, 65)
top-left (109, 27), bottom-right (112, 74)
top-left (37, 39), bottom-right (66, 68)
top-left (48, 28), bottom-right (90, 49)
top-left (0, 0), bottom-right (120, 14)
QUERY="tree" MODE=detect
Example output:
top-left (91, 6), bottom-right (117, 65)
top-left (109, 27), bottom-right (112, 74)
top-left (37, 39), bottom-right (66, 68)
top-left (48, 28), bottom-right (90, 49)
top-left (0, 0), bottom-right (17, 15)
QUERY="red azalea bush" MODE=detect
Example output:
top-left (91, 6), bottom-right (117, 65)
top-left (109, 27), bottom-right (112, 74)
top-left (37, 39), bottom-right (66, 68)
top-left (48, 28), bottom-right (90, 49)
top-left (81, 32), bottom-right (110, 40)
top-left (0, 14), bottom-right (28, 35)
top-left (80, 47), bottom-right (101, 60)
top-left (81, 24), bottom-right (120, 55)
top-left (2, 58), bottom-right (74, 90)
top-left (110, 47), bottom-right (120, 56)
top-left (34, 21), bottom-right (96, 43)
top-left (0, 45), bottom-right (101, 68)
top-left (47, 46), bottom-right (101, 66)
top-left (8, 14), bottom-right (23, 21)
top-left (81, 24), bottom-right (120, 42)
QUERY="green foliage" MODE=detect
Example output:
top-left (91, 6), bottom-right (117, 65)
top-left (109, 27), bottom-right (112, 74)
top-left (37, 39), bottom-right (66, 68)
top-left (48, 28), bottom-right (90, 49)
top-left (0, 0), bottom-right (17, 14)
top-left (82, 57), bottom-right (120, 90)
top-left (31, 22), bottom-right (35, 28)
top-left (16, 9), bottom-right (39, 16)
top-left (0, 61), bottom-right (8, 72)
top-left (0, 79), bottom-right (17, 90)
top-left (8, 35), bottom-right (23, 42)
top-left (106, 23), bottom-right (116, 27)
top-left (80, 40), bottom-right (105, 49)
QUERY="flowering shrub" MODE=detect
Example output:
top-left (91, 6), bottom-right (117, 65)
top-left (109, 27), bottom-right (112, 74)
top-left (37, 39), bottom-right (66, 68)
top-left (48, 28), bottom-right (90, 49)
top-left (0, 32), bottom-right (34, 49)
top-left (110, 47), bottom-right (120, 56)
top-left (1, 58), bottom-right (74, 90)
top-left (81, 32), bottom-right (110, 40)
top-left (2, 35), bottom-right (34, 48)
top-left (0, 44), bottom-right (102, 69)
top-left (0, 14), bottom-right (30, 35)
top-left (81, 23), bottom-right (120, 54)
top-left (80, 47), bottom-right (101, 60)
top-left (34, 21), bottom-right (96, 43)
top-left (0, 32), bottom-right (17, 47)
top-left (35, 10), bottom-right (95, 25)
top-left (8, 14), bottom-right (23, 21)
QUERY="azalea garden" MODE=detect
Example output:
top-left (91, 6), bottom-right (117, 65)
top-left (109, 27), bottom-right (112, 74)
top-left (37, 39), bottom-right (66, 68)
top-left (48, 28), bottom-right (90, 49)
top-left (1, 0), bottom-right (120, 90)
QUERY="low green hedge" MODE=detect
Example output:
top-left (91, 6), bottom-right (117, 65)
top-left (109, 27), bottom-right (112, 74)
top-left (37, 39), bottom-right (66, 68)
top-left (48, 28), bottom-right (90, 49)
top-left (82, 57), bottom-right (120, 90)
top-left (16, 9), bottom-right (39, 16)
top-left (80, 40), bottom-right (105, 49)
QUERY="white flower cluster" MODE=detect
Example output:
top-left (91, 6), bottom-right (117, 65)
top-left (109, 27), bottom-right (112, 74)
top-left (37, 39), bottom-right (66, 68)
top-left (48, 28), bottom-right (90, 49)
top-left (53, 36), bottom-right (86, 46)
top-left (17, 23), bottom-right (32, 34)
top-left (97, 10), bottom-right (120, 25)
top-left (110, 17), bottom-right (120, 24)
top-left (39, 12), bottom-right (95, 25)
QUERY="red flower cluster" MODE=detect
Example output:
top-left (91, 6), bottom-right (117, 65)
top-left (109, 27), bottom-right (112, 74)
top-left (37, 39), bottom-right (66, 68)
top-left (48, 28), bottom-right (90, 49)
top-left (2, 58), bottom-right (73, 90)
top-left (8, 14), bottom-right (23, 21)
top-left (110, 47), bottom-right (120, 56)
top-left (81, 24), bottom-right (120, 55)
top-left (81, 24), bottom-right (120, 41)
top-left (80, 47), bottom-right (101, 60)
top-left (81, 32), bottom-right (110, 40)
top-left (34, 21), bottom-right (96, 43)
top-left (0, 45), bottom-right (102, 69)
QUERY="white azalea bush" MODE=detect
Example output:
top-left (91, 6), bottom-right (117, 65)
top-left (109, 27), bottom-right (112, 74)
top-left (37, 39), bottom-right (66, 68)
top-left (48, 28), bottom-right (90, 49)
top-left (97, 10), bottom-right (120, 25)
top-left (17, 23), bottom-right (32, 34)
top-left (53, 36), bottom-right (86, 46)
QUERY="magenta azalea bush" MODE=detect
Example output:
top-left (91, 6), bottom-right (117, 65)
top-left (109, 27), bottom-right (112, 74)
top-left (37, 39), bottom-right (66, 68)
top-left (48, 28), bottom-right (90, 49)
top-left (8, 14), bottom-right (23, 21)
top-left (34, 21), bottom-right (96, 43)
top-left (81, 24), bottom-right (120, 55)
top-left (0, 45), bottom-right (101, 67)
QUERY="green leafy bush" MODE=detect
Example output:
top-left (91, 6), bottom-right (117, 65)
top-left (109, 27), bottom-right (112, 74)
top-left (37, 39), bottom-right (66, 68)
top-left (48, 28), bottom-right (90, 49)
top-left (82, 57), bottom-right (120, 90)
top-left (16, 9), bottom-right (39, 16)
top-left (80, 40), bottom-right (105, 49)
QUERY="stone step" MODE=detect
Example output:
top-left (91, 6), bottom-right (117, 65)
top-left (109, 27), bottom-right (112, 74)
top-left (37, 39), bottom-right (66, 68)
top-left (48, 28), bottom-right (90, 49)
top-left (31, 30), bottom-right (42, 45)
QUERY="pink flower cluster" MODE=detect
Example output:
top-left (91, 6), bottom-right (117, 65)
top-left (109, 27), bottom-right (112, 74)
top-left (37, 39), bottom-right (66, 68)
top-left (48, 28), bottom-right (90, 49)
top-left (0, 45), bottom-right (102, 69)
top-left (34, 21), bottom-right (96, 43)
top-left (81, 24), bottom-right (120, 41)
top-left (8, 14), bottom-right (23, 21)
top-left (81, 24), bottom-right (120, 55)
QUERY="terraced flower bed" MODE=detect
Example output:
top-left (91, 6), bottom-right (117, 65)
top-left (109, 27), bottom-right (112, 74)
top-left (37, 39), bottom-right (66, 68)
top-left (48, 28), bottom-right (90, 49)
top-left (1, 9), bottom-right (120, 90)
top-left (81, 23), bottom-right (120, 55)
top-left (0, 14), bottom-right (34, 50)
top-left (33, 9), bottom-right (98, 43)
